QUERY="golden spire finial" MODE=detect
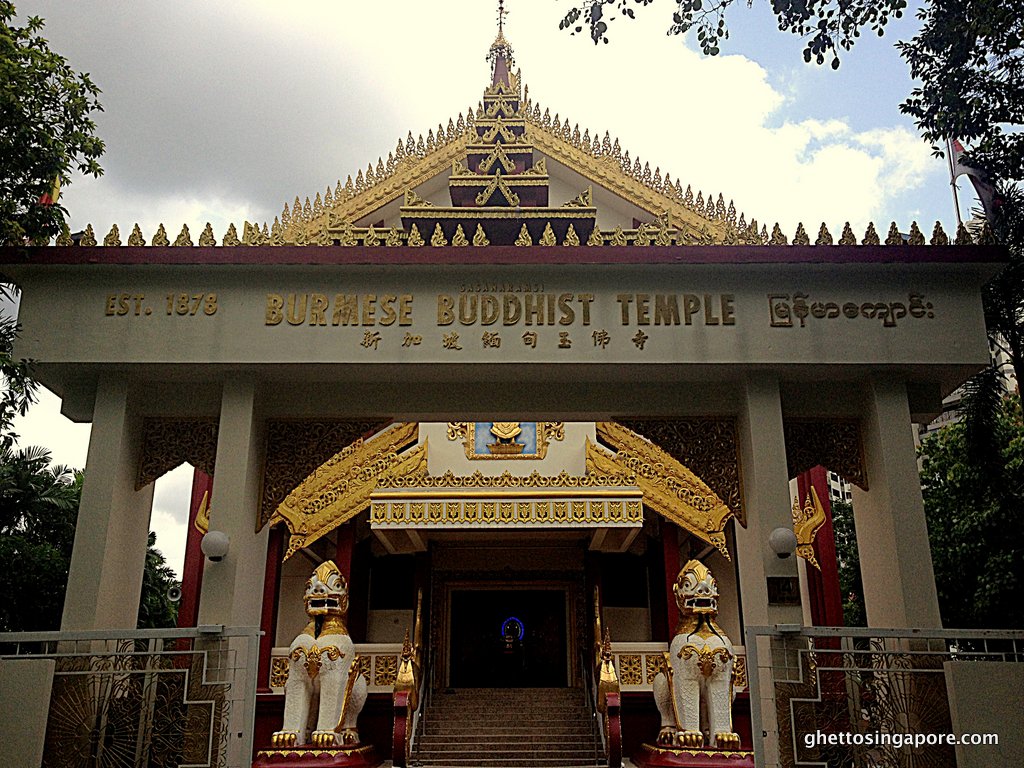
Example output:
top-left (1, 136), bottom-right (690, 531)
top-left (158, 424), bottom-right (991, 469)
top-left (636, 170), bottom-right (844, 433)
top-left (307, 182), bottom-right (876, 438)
top-left (488, 0), bottom-right (514, 84)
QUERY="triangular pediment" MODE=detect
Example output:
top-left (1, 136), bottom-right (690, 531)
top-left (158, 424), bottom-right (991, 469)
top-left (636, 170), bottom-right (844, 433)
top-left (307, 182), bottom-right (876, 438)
top-left (276, 71), bottom-right (764, 247)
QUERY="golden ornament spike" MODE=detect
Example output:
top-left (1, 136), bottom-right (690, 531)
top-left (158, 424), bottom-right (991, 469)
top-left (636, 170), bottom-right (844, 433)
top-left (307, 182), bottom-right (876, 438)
top-left (737, 212), bottom-right (747, 230)
top-left (955, 221), bottom-right (973, 244)
top-left (55, 229), bottom-right (72, 246)
top-left (582, 128), bottom-right (591, 148)
top-left (539, 222), bottom-right (557, 246)
top-left (907, 221), bottom-right (926, 245)
top-left (426, 129), bottom-right (435, 152)
top-left (838, 222), bottom-right (856, 245)
top-left (769, 223), bottom-right (787, 245)
top-left (303, 197), bottom-right (313, 219)
top-left (451, 224), bottom-right (469, 247)
top-left (930, 221), bottom-right (949, 245)
top-left (293, 196), bottom-right (303, 220)
top-left (885, 221), bottom-right (902, 245)
top-left (515, 224), bottom-right (533, 246)
top-left (344, 176), bottom-right (354, 197)
top-left (324, 186), bottom-right (334, 209)
top-left (79, 224), bottom-right (97, 246)
top-left (472, 224), bottom-right (490, 247)
top-left (281, 202), bottom-right (291, 228)
top-left (683, 184), bottom-right (694, 207)
top-left (563, 223), bottom-right (580, 246)
top-left (727, 200), bottom-right (737, 225)
top-left (815, 223), bottom-right (833, 245)
top-left (862, 222), bottom-right (880, 245)
top-left (385, 227), bottom-right (402, 247)
top-left (199, 222), bottom-right (216, 246)
top-left (430, 223), bottom-right (448, 247)
top-left (262, 222), bottom-right (269, 238)
top-left (695, 190), bottom-right (704, 210)
top-left (376, 158), bottom-right (385, 178)
top-left (572, 124), bottom-right (581, 145)
top-left (337, 221), bottom-right (358, 246)
top-left (793, 223), bottom-right (810, 245)
top-left (715, 193), bottom-right (726, 219)
top-left (173, 224), bottom-right (193, 247)
top-left (407, 223), bottom-right (425, 247)
top-left (705, 196), bottom-right (717, 218)
top-left (363, 225), bottom-right (379, 247)
top-left (760, 224), bottom-right (769, 243)
top-left (416, 134), bottom-right (426, 155)
top-left (610, 226), bottom-right (628, 246)
top-left (365, 162), bottom-right (375, 187)
top-left (587, 227), bottom-right (604, 247)
top-left (222, 223), bottom-right (240, 246)
top-left (313, 192), bottom-right (323, 216)
top-left (269, 220), bottom-right (284, 246)
top-left (127, 223), bottom-right (145, 246)
top-left (152, 223), bottom-right (169, 246)
top-left (355, 169), bottom-right (365, 192)
top-left (103, 224), bottom-right (121, 247)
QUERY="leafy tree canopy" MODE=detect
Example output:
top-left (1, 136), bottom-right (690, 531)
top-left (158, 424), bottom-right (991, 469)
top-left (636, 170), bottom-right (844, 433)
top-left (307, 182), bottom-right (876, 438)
top-left (919, 395), bottom-right (1024, 628)
top-left (560, 0), bottom-right (907, 68)
top-left (0, 1), bottom-right (104, 245)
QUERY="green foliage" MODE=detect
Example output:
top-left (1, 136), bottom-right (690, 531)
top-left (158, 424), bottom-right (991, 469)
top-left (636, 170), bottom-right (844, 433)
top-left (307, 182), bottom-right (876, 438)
top-left (559, 0), bottom-right (907, 67)
top-left (898, 0), bottom-right (1024, 180)
top-left (0, 311), bottom-right (37, 453)
top-left (138, 531), bottom-right (180, 629)
top-left (0, 1), bottom-right (104, 245)
top-left (830, 500), bottom-right (866, 627)
top-left (919, 395), bottom-right (1024, 628)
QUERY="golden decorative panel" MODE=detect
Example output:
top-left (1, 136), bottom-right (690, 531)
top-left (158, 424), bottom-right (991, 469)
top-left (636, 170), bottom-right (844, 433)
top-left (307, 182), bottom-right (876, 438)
top-left (731, 655), bottom-right (748, 691)
top-left (792, 487), bottom-right (827, 571)
top-left (270, 656), bottom-right (289, 689)
top-left (783, 418), bottom-right (868, 490)
top-left (590, 423), bottom-right (733, 557)
top-left (618, 654), bottom-right (643, 686)
top-left (372, 497), bottom-right (642, 527)
top-left (356, 654), bottom-right (371, 682)
top-left (260, 419), bottom-right (391, 529)
top-left (136, 418), bottom-right (218, 490)
top-left (268, 423), bottom-right (425, 559)
top-left (446, 421), bottom-right (565, 460)
top-left (374, 655), bottom-right (398, 687)
top-left (616, 419), bottom-right (744, 525)
top-left (645, 653), bottom-right (666, 683)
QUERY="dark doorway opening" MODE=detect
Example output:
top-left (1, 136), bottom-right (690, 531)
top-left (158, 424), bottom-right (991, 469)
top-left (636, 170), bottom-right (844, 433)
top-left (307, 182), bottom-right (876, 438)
top-left (449, 589), bottom-right (567, 687)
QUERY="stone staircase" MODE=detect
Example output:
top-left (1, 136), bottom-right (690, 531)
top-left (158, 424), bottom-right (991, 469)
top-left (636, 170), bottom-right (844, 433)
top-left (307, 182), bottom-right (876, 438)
top-left (411, 687), bottom-right (605, 768)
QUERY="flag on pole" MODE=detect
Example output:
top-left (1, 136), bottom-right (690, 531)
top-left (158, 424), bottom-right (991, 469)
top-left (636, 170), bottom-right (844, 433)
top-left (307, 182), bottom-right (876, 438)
top-left (950, 139), bottom-right (1002, 220)
top-left (37, 175), bottom-right (61, 206)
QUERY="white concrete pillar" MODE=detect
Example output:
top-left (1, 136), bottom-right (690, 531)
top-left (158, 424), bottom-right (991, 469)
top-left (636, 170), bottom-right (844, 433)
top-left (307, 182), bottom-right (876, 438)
top-left (734, 375), bottom-right (803, 628)
top-left (852, 379), bottom-right (941, 628)
top-left (197, 379), bottom-right (269, 628)
top-left (62, 377), bottom-right (153, 630)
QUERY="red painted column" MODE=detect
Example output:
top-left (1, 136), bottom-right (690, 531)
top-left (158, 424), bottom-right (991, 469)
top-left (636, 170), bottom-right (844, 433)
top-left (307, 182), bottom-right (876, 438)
top-left (661, 522), bottom-right (680, 633)
top-left (256, 525), bottom-right (285, 694)
top-left (176, 468), bottom-right (212, 628)
top-left (334, 522), bottom-right (355, 584)
top-left (796, 466), bottom-right (844, 626)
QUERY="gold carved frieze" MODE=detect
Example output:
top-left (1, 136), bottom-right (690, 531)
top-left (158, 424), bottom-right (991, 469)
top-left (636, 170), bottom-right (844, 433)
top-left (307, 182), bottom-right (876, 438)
top-left (269, 423), bottom-right (426, 560)
top-left (136, 418), bottom-right (218, 490)
top-left (616, 419), bottom-right (744, 525)
top-left (590, 422), bottom-right (734, 557)
top-left (783, 418), bottom-right (868, 490)
top-left (260, 419), bottom-right (392, 529)
top-left (372, 496), bottom-right (642, 528)
top-left (446, 421), bottom-right (565, 460)
top-left (378, 468), bottom-right (633, 490)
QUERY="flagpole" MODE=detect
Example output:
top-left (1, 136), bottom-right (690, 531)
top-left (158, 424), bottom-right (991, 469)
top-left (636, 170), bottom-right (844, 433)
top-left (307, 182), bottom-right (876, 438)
top-left (946, 137), bottom-right (963, 226)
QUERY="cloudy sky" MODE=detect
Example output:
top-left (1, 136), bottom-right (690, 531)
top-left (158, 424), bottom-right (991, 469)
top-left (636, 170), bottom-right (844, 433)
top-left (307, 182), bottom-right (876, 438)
top-left (11, 0), bottom-right (972, 577)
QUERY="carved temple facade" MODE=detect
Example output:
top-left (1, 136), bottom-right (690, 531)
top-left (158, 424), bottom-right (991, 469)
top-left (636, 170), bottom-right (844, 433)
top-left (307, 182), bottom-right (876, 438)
top-left (0, 21), bottom-right (1009, 768)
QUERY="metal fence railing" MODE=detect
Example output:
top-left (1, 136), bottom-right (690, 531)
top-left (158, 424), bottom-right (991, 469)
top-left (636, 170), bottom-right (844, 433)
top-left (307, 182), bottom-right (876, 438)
top-left (0, 625), bottom-right (261, 768)
top-left (743, 625), bottom-right (1024, 768)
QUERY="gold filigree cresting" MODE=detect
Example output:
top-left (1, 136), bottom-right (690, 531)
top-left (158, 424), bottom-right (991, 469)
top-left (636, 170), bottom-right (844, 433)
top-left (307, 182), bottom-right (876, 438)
top-left (136, 418), bottom-right (218, 490)
top-left (260, 419), bottom-right (391, 529)
top-left (783, 418), bottom-right (868, 490)
top-left (445, 421), bottom-right (565, 460)
top-left (791, 486), bottom-right (827, 570)
top-left (269, 422), bottom-right (425, 560)
top-left (377, 468), bottom-right (634, 490)
top-left (616, 419), bottom-right (743, 525)
top-left (590, 422), bottom-right (733, 557)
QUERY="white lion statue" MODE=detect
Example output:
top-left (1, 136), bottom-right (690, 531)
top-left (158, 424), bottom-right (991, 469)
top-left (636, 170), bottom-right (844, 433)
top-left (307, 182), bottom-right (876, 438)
top-left (651, 559), bottom-right (741, 750)
top-left (271, 560), bottom-right (367, 748)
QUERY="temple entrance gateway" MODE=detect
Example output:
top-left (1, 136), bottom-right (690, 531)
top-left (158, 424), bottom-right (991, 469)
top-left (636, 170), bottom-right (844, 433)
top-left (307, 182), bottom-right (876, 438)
top-left (448, 587), bottom-right (568, 687)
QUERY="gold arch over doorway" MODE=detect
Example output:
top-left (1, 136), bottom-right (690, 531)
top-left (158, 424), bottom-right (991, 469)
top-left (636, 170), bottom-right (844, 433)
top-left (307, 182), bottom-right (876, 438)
top-left (265, 420), bottom-right (735, 561)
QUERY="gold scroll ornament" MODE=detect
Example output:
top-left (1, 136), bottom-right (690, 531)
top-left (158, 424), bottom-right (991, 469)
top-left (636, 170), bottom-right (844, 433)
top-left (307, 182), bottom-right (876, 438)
top-left (791, 485), bottom-right (827, 570)
top-left (588, 422), bottom-right (733, 558)
top-left (267, 422), bottom-right (425, 560)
